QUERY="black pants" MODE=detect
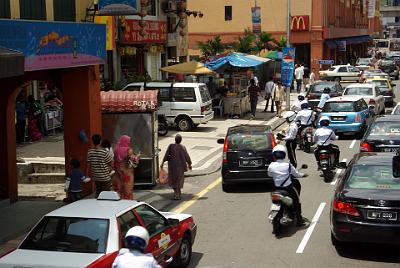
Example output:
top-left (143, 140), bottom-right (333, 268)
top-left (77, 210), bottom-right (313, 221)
top-left (286, 140), bottom-right (297, 168)
top-left (68, 191), bottom-right (82, 202)
top-left (95, 180), bottom-right (111, 198)
top-left (276, 181), bottom-right (302, 220)
top-left (314, 144), bottom-right (340, 165)
top-left (264, 95), bottom-right (274, 112)
top-left (16, 120), bottom-right (26, 143)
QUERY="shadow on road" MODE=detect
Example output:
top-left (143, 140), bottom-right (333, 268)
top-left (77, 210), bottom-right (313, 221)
top-left (335, 243), bottom-right (400, 263)
top-left (224, 182), bottom-right (275, 193)
top-left (188, 252), bottom-right (204, 268)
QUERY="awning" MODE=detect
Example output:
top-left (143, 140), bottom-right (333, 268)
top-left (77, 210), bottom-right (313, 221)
top-left (0, 47), bottom-right (24, 79)
top-left (205, 52), bottom-right (270, 71)
top-left (101, 90), bottom-right (158, 113)
top-left (160, 61), bottom-right (214, 74)
top-left (325, 35), bottom-right (373, 49)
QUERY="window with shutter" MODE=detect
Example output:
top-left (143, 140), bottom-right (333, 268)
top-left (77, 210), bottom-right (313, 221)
top-left (0, 0), bottom-right (10, 18)
top-left (20, 0), bottom-right (46, 20)
top-left (54, 0), bottom-right (76, 21)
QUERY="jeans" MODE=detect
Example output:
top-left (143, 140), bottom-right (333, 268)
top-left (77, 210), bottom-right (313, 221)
top-left (296, 79), bottom-right (303, 93)
top-left (95, 180), bottom-right (112, 198)
top-left (250, 101), bottom-right (257, 116)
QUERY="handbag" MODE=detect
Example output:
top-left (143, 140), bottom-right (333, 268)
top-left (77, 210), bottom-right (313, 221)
top-left (159, 168), bottom-right (169, 184)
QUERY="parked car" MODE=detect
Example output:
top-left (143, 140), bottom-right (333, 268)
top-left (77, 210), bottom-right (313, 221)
top-left (342, 83), bottom-right (385, 115)
top-left (0, 191), bottom-right (197, 268)
top-left (123, 82), bottom-right (214, 131)
top-left (379, 58), bottom-right (400, 80)
top-left (391, 103), bottom-right (400, 114)
top-left (360, 115), bottom-right (400, 152)
top-left (359, 69), bottom-right (389, 82)
top-left (331, 152), bottom-right (400, 246)
top-left (217, 124), bottom-right (276, 192)
top-left (306, 81), bottom-right (343, 108)
top-left (319, 65), bottom-right (361, 82)
top-left (365, 77), bottom-right (395, 107)
top-left (317, 96), bottom-right (375, 137)
top-left (355, 57), bottom-right (374, 71)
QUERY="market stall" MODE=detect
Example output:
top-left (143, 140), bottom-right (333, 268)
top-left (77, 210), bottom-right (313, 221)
top-left (101, 90), bottom-right (159, 186)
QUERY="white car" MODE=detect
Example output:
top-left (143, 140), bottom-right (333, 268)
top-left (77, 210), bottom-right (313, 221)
top-left (391, 103), bottom-right (400, 115)
top-left (0, 192), bottom-right (197, 268)
top-left (319, 65), bottom-right (361, 82)
top-left (355, 58), bottom-right (374, 71)
top-left (342, 83), bottom-right (385, 115)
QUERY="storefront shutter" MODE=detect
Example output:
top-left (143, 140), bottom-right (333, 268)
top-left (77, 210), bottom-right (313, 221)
top-left (54, 0), bottom-right (76, 21)
top-left (20, 0), bottom-right (46, 20)
top-left (0, 0), bottom-right (10, 18)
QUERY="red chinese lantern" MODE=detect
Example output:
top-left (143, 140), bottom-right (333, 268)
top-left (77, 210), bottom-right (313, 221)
top-left (177, 1), bottom-right (187, 11)
top-left (140, 0), bottom-right (149, 6)
top-left (178, 12), bottom-right (187, 19)
top-left (139, 28), bottom-right (147, 37)
top-left (179, 30), bottom-right (185, 36)
top-left (139, 9), bottom-right (147, 17)
top-left (139, 19), bottom-right (146, 27)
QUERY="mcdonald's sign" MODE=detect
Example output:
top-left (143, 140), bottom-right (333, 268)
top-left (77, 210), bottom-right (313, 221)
top-left (291, 16), bottom-right (309, 31)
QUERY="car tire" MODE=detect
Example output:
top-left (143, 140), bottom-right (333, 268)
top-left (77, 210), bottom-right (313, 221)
top-left (193, 123), bottom-right (199, 128)
top-left (334, 77), bottom-right (341, 82)
top-left (173, 233), bottom-right (192, 267)
top-left (176, 116), bottom-right (193, 131)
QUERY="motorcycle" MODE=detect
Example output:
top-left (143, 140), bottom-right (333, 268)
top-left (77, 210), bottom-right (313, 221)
top-left (297, 126), bottom-right (315, 153)
top-left (316, 147), bottom-right (336, 182)
top-left (158, 114), bottom-right (169, 136)
top-left (268, 164), bottom-right (308, 237)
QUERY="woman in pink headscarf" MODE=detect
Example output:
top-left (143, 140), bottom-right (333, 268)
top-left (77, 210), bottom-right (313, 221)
top-left (113, 135), bottom-right (140, 199)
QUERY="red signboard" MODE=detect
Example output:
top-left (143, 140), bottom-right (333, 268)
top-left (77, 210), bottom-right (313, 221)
top-left (290, 16), bottom-right (309, 31)
top-left (101, 90), bottom-right (159, 113)
top-left (122, 20), bottom-right (167, 44)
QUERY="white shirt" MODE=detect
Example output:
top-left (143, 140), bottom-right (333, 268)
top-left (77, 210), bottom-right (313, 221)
top-left (268, 160), bottom-right (304, 187)
top-left (295, 67), bottom-right (304, 80)
top-left (112, 249), bottom-right (161, 268)
top-left (295, 109), bottom-right (314, 126)
top-left (314, 126), bottom-right (338, 146)
top-left (291, 100), bottom-right (307, 113)
top-left (283, 122), bottom-right (298, 141)
top-left (317, 93), bottom-right (330, 109)
top-left (265, 81), bottom-right (275, 95)
top-left (309, 72), bottom-right (315, 84)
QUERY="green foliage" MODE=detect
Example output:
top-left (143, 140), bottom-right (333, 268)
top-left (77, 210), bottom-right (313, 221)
top-left (197, 35), bottom-right (226, 60)
top-left (273, 36), bottom-right (288, 51)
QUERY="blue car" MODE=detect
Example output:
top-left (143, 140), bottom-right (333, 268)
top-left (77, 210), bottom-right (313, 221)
top-left (317, 96), bottom-right (375, 137)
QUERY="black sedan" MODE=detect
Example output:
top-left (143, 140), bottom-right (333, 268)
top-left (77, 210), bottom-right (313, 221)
top-left (306, 81), bottom-right (343, 108)
top-left (331, 152), bottom-right (400, 246)
top-left (360, 115), bottom-right (400, 153)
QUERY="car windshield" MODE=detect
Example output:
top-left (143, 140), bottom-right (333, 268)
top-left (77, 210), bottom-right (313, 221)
top-left (311, 84), bottom-right (337, 93)
top-left (346, 165), bottom-right (400, 190)
top-left (381, 59), bottom-right (394, 66)
top-left (200, 85), bottom-right (211, 102)
top-left (367, 80), bottom-right (388, 87)
top-left (323, 101), bottom-right (355, 112)
top-left (357, 58), bottom-right (370, 65)
top-left (367, 122), bottom-right (400, 137)
top-left (228, 133), bottom-right (272, 151)
top-left (344, 87), bottom-right (373, 96)
top-left (328, 67), bottom-right (335, 71)
top-left (20, 217), bottom-right (109, 253)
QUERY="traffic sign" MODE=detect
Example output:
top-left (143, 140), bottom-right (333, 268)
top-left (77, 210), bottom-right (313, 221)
top-left (319, 60), bottom-right (334, 65)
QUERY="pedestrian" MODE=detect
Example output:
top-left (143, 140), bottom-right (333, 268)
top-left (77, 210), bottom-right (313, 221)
top-left (15, 94), bottom-right (26, 143)
top-left (160, 134), bottom-right (192, 200)
top-left (272, 80), bottom-right (286, 118)
top-left (65, 158), bottom-right (91, 203)
top-left (27, 95), bottom-right (42, 142)
top-left (295, 64), bottom-right (304, 93)
top-left (248, 78), bottom-right (262, 118)
top-left (113, 135), bottom-right (140, 200)
top-left (282, 111), bottom-right (298, 168)
top-left (87, 134), bottom-right (113, 197)
top-left (102, 139), bottom-right (115, 176)
top-left (309, 68), bottom-right (316, 86)
top-left (264, 77), bottom-right (275, 113)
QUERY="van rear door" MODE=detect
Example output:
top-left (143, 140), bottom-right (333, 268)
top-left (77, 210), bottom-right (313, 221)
top-left (199, 85), bottom-right (213, 115)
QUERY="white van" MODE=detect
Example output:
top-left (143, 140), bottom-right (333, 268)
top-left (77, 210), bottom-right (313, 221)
top-left (122, 82), bottom-right (214, 131)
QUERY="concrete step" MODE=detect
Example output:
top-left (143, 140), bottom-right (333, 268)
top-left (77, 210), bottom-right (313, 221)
top-left (19, 173), bottom-right (65, 184)
top-left (30, 162), bottom-right (65, 174)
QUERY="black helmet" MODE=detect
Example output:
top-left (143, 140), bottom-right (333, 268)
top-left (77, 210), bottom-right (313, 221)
top-left (301, 102), bottom-right (309, 109)
top-left (298, 94), bottom-right (305, 101)
top-left (323, 87), bottom-right (331, 93)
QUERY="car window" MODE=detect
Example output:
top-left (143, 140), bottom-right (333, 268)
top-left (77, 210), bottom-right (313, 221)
top-left (375, 87), bottom-right (381, 96)
top-left (227, 133), bottom-right (272, 151)
top-left (310, 84), bottom-right (337, 93)
top-left (328, 67), bottom-right (335, 71)
top-left (124, 85), bottom-right (141, 91)
top-left (173, 87), bottom-right (196, 102)
top-left (348, 67), bottom-right (359, 72)
top-left (118, 210), bottom-right (141, 245)
top-left (367, 122), bottom-right (400, 136)
top-left (338, 67), bottom-right (348, 72)
top-left (344, 87), bottom-right (373, 96)
top-left (134, 205), bottom-right (168, 236)
top-left (367, 80), bottom-right (388, 87)
top-left (346, 165), bottom-right (400, 190)
top-left (393, 106), bottom-right (400, 115)
top-left (20, 217), bottom-right (109, 253)
top-left (199, 85), bottom-right (211, 103)
top-left (159, 88), bottom-right (171, 102)
top-left (323, 101), bottom-right (355, 112)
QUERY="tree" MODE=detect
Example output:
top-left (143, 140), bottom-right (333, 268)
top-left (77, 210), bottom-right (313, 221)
top-left (229, 28), bottom-right (256, 54)
top-left (197, 35), bottom-right (226, 60)
top-left (255, 32), bottom-right (276, 55)
top-left (273, 36), bottom-right (288, 51)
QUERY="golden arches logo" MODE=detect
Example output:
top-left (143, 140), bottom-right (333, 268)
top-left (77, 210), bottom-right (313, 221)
top-left (291, 16), bottom-right (307, 31)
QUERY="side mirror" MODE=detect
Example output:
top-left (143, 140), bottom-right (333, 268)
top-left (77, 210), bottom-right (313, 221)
top-left (393, 155), bottom-right (400, 178)
top-left (368, 105), bottom-right (375, 110)
top-left (338, 162), bottom-right (347, 169)
top-left (301, 164), bottom-right (308, 169)
top-left (217, 138), bottom-right (225, 144)
top-left (168, 218), bottom-right (179, 226)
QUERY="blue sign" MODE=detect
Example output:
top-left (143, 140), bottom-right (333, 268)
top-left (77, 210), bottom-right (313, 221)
top-left (281, 47), bottom-right (296, 87)
top-left (319, 60), bottom-right (334, 65)
top-left (98, 0), bottom-right (138, 15)
top-left (0, 19), bottom-right (106, 71)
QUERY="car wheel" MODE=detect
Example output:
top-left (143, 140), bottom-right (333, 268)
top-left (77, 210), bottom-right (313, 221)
top-left (334, 77), bottom-right (341, 82)
top-left (193, 123), bottom-right (199, 128)
top-left (173, 234), bottom-right (192, 267)
top-left (176, 116), bottom-right (193, 131)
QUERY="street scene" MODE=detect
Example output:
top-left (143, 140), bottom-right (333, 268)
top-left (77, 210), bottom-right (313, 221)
top-left (1, 0), bottom-right (400, 267)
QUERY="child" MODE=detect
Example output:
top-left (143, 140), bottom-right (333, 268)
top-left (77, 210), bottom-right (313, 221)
top-left (65, 158), bottom-right (90, 202)
top-left (101, 139), bottom-right (115, 176)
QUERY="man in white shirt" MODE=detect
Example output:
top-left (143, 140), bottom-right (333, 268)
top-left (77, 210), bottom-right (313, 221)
top-left (291, 93), bottom-right (307, 112)
top-left (295, 102), bottom-right (315, 132)
top-left (314, 116), bottom-right (340, 167)
top-left (281, 111), bottom-right (299, 168)
top-left (264, 77), bottom-right (275, 112)
top-left (309, 68), bottom-right (316, 86)
top-left (295, 64), bottom-right (304, 93)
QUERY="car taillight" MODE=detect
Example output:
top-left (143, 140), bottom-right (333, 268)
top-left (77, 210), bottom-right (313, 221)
top-left (201, 106), bottom-right (206, 114)
top-left (369, 99), bottom-right (376, 105)
top-left (271, 134), bottom-right (277, 148)
top-left (223, 136), bottom-right (228, 164)
top-left (360, 141), bottom-right (372, 152)
top-left (333, 200), bottom-right (360, 217)
top-left (271, 193), bottom-right (283, 201)
top-left (320, 153), bottom-right (329, 160)
top-left (385, 90), bottom-right (393, 96)
top-left (355, 114), bottom-right (360, 123)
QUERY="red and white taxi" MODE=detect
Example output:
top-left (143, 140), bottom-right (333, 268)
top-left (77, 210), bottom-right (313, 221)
top-left (0, 191), bottom-right (197, 268)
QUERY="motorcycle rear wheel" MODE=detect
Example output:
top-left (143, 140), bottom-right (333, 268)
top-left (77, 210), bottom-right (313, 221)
top-left (304, 142), bottom-right (311, 153)
top-left (323, 170), bottom-right (333, 183)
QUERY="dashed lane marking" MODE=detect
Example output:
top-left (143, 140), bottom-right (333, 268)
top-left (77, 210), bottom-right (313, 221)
top-left (330, 158), bottom-right (347, 186)
top-left (349, 139), bottom-right (357, 149)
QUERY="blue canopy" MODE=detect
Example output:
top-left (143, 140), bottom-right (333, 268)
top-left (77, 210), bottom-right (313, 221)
top-left (205, 52), bottom-right (269, 71)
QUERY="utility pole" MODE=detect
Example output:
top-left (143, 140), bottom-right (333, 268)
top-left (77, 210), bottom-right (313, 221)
top-left (286, 0), bottom-right (291, 110)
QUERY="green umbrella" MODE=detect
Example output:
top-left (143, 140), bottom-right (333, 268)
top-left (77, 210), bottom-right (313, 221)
top-left (266, 50), bottom-right (280, 60)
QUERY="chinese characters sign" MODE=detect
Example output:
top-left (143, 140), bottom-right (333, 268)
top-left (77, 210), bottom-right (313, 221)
top-left (290, 16), bottom-right (309, 31)
top-left (281, 47), bottom-right (296, 87)
top-left (122, 20), bottom-right (167, 44)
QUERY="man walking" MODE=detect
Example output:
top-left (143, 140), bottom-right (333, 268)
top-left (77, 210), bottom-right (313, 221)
top-left (295, 64), bottom-right (304, 93)
top-left (248, 78), bottom-right (261, 118)
top-left (264, 77), bottom-right (275, 113)
top-left (87, 134), bottom-right (113, 197)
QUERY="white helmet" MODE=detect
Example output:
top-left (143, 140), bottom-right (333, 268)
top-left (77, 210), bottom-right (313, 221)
top-left (272, 144), bottom-right (287, 154)
top-left (125, 226), bottom-right (149, 252)
top-left (272, 145), bottom-right (287, 159)
top-left (283, 111), bottom-right (296, 122)
top-left (319, 116), bottom-right (330, 126)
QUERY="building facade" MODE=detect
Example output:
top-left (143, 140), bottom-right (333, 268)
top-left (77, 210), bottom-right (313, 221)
top-left (381, 0), bottom-right (400, 38)
top-left (188, 0), bottom-right (381, 74)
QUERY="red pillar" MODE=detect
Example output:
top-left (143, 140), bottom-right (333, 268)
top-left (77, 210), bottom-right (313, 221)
top-left (311, 0), bottom-right (325, 80)
top-left (61, 66), bottom-right (102, 195)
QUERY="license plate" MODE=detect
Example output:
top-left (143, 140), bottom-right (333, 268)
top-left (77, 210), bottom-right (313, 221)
top-left (239, 159), bottom-right (262, 167)
top-left (331, 117), bottom-right (345, 121)
top-left (270, 203), bottom-right (281, 211)
top-left (383, 148), bottom-right (400, 153)
top-left (367, 210), bottom-right (398, 221)
top-left (320, 160), bottom-right (328, 164)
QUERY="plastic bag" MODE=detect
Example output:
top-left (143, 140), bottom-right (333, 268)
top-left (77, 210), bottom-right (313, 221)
top-left (159, 168), bottom-right (169, 185)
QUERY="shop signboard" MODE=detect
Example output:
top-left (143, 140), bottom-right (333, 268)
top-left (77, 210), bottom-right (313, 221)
top-left (122, 20), bottom-right (167, 44)
top-left (319, 60), bottom-right (334, 65)
top-left (290, 16), bottom-right (309, 31)
top-left (94, 16), bottom-right (116, 50)
top-left (251, 6), bottom-right (261, 34)
top-left (0, 19), bottom-right (106, 71)
top-left (98, 0), bottom-right (138, 15)
top-left (281, 47), bottom-right (295, 87)
top-left (338, 41), bottom-right (347, 52)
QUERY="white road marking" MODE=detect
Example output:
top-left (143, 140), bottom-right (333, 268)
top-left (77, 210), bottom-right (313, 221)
top-left (330, 158), bottom-right (347, 186)
top-left (296, 202), bottom-right (326, 254)
top-left (349, 139), bottom-right (357, 149)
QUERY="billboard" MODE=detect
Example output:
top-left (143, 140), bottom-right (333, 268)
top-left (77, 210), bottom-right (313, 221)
top-left (98, 0), bottom-right (138, 15)
top-left (94, 16), bottom-right (116, 50)
top-left (251, 7), bottom-right (261, 34)
top-left (281, 47), bottom-right (296, 87)
top-left (0, 19), bottom-right (106, 71)
top-left (290, 16), bottom-right (309, 31)
top-left (121, 20), bottom-right (167, 44)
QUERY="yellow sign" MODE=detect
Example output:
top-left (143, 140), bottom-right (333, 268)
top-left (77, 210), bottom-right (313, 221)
top-left (94, 16), bottom-right (115, 50)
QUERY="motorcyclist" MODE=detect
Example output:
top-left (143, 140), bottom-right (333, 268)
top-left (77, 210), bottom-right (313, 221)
top-left (317, 87), bottom-right (331, 109)
top-left (295, 102), bottom-right (315, 139)
top-left (268, 145), bottom-right (307, 226)
top-left (112, 226), bottom-right (161, 268)
top-left (291, 93), bottom-right (307, 112)
top-left (278, 111), bottom-right (298, 168)
top-left (314, 116), bottom-right (340, 168)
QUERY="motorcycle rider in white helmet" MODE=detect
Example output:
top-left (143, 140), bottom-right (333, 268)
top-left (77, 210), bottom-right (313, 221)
top-left (112, 226), bottom-right (161, 268)
top-left (279, 111), bottom-right (299, 168)
top-left (268, 145), bottom-right (308, 226)
top-left (291, 93), bottom-right (307, 113)
top-left (314, 116), bottom-right (340, 168)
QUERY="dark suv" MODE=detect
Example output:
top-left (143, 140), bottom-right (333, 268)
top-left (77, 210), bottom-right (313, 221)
top-left (217, 125), bottom-right (276, 192)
